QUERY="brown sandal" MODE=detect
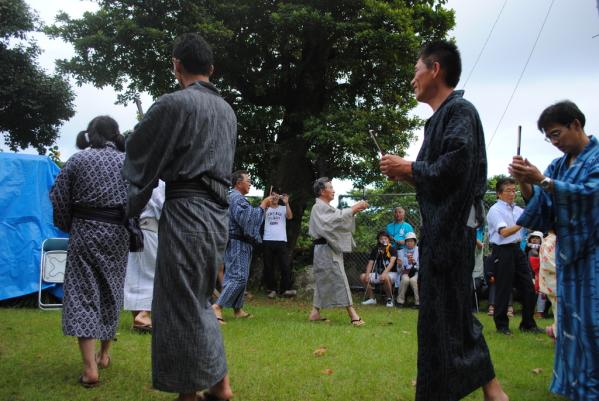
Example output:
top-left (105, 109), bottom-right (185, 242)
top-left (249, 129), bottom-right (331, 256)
top-left (351, 318), bottom-right (365, 327)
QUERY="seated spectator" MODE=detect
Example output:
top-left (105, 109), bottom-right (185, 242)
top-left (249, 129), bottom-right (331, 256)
top-left (361, 231), bottom-right (398, 307)
top-left (396, 232), bottom-right (419, 308)
top-left (386, 206), bottom-right (414, 250)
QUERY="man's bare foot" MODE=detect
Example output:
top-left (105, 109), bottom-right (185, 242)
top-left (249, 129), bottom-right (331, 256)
top-left (212, 304), bottom-right (226, 324)
top-left (133, 310), bottom-right (152, 327)
top-left (483, 378), bottom-right (509, 401)
top-left (233, 309), bottom-right (251, 319)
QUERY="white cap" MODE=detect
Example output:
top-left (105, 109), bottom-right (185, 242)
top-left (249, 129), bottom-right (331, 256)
top-left (528, 231), bottom-right (544, 240)
top-left (405, 232), bottom-right (417, 241)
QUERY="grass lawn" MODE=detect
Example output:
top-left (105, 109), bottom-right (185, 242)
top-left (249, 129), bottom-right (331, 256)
top-left (0, 295), bottom-right (565, 401)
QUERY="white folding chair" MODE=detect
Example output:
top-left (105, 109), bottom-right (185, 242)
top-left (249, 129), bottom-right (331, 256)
top-left (38, 238), bottom-right (68, 310)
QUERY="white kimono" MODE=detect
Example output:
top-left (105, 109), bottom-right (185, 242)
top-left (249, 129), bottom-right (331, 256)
top-left (308, 198), bottom-right (355, 308)
top-left (123, 181), bottom-right (165, 311)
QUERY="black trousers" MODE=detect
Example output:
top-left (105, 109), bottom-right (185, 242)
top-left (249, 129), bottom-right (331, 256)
top-left (262, 240), bottom-right (292, 293)
top-left (490, 243), bottom-right (537, 331)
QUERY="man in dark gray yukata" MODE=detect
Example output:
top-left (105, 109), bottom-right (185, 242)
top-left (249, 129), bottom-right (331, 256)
top-left (123, 33), bottom-right (235, 401)
top-left (380, 41), bottom-right (509, 401)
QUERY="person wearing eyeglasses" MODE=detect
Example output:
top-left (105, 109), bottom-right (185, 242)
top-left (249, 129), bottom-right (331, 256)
top-left (486, 177), bottom-right (540, 336)
top-left (509, 100), bottom-right (598, 401)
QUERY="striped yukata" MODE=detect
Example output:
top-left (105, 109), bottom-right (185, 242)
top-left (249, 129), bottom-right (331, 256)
top-left (518, 135), bottom-right (599, 401)
top-left (123, 80), bottom-right (236, 394)
top-left (217, 189), bottom-right (264, 309)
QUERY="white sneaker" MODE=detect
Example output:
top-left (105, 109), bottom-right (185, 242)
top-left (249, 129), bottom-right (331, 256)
top-left (267, 290), bottom-right (277, 299)
top-left (282, 290), bottom-right (297, 297)
top-left (361, 298), bottom-right (377, 305)
top-left (386, 299), bottom-right (394, 308)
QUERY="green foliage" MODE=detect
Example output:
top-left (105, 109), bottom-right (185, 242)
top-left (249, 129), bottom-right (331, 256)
top-left (0, 0), bottom-right (75, 153)
top-left (47, 145), bottom-right (64, 167)
top-left (46, 0), bottom-right (454, 248)
top-left (0, 301), bottom-right (562, 401)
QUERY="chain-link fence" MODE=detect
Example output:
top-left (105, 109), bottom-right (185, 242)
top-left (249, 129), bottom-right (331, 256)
top-left (338, 192), bottom-right (526, 288)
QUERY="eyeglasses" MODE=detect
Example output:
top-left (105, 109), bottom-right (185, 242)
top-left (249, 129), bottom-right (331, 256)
top-left (543, 123), bottom-right (569, 143)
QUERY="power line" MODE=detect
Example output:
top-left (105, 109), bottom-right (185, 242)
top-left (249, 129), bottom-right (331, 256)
top-left (487, 0), bottom-right (556, 149)
top-left (462, 0), bottom-right (509, 90)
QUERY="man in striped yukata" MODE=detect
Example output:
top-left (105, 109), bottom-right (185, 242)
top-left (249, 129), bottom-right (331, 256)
top-left (123, 33), bottom-right (235, 401)
top-left (511, 100), bottom-right (598, 401)
top-left (212, 170), bottom-right (270, 322)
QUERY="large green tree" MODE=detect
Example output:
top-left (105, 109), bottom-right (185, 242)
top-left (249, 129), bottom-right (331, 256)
top-left (48, 0), bottom-right (454, 249)
top-left (0, 0), bottom-right (74, 153)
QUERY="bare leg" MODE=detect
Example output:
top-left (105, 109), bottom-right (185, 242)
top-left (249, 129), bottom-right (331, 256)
top-left (96, 339), bottom-right (112, 368)
top-left (346, 306), bottom-right (359, 321)
top-left (212, 303), bottom-right (225, 324)
top-left (78, 337), bottom-right (98, 383)
top-left (383, 277), bottom-right (393, 299)
top-left (482, 378), bottom-right (509, 401)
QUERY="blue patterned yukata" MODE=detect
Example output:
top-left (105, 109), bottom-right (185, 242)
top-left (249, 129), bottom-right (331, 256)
top-left (217, 189), bottom-right (264, 309)
top-left (517, 135), bottom-right (599, 401)
top-left (50, 143), bottom-right (129, 340)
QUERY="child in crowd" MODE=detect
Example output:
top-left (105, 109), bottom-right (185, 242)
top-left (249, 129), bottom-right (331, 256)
top-left (525, 231), bottom-right (544, 318)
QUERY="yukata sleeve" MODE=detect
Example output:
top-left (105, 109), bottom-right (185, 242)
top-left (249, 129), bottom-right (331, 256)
top-left (517, 164), bottom-right (557, 233)
top-left (123, 96), bottom-right (187, 217)
top-left (412, 102), bottom-right (475, 188)
top-left (49, 157), bottom-right (75, 232)
top-left (233, 198), bottom-right (264, 243)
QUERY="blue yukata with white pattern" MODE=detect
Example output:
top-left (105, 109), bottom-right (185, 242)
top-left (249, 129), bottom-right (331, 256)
top-left (518, 135), bottom-right (599, 401)
top-left (217, 189), bottom-right (264, 309)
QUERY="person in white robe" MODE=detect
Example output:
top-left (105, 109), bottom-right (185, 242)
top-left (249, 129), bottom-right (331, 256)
top-left (123, 180), bottom-right (165, 331)
top-left (308, 177), bottom-right (368, 326)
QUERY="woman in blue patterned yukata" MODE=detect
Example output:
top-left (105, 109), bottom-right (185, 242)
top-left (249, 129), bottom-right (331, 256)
top-left (50, 116), bottom-right (129, 388)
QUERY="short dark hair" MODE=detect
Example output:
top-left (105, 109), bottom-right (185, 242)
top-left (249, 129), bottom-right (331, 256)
top-left (419, 40), bottom-right (462, 88)
top-left (496, 177), bottom-right (516, 193)
top-left (231, 170), bottom-right (248, 187)
top-left (313, 177), bottom-right (331, 197)
top-left (377, 230), bottom-right (390, 241)
top-left (537, 100), bottom-right (586, 133)
top-left (172, 33), bottom-right (214, 75)
top-left (81, 116), bottom-right (125, 151)
top-left (270, 186), bottom-right (282, 194)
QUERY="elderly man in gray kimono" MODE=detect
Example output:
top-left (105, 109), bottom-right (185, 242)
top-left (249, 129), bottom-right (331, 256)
top-left (308, 177), bottom-right (368, 326)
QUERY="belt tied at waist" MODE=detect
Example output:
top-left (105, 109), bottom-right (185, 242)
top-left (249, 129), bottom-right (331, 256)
top-left (166, 176), bottom-right (229, 207)
top-left (72, 205), bottom-right (143, 252)
top-left (313, 238), bottom-right (327, 245)
top-left (72, 205), bottom-right (125, 225)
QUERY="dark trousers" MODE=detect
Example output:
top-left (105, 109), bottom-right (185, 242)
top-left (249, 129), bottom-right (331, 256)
top-left (491, 243), bottom-right (537, 331)
top-left (262, 240), bottom-right (292, 293)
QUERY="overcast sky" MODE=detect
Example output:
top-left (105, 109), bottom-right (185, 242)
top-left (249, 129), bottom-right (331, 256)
top-left (9, 0), bottom-right (599, 195)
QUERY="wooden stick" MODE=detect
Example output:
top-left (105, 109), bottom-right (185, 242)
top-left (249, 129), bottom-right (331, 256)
top-left (517, 125), bottom-right (522, 156)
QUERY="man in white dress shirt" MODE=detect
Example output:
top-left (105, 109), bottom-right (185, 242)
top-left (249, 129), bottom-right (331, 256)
top-left (487, 177), bottom-right (541, 335)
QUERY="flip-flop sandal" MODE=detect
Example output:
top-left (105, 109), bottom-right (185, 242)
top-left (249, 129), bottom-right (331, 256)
top-left (351, 318), bottom-right (365, 327)
top-left (133, 324), bottom-right (152, 333)
top-left (235, 313), bottom-right (252, 319)
top-left (309, 317), bottom-right (329, 322)
top-left (78, 375), bottom-right (100, 388)
top-left (216, 317), bottom-right (226, 325)
top-left (196, 390), bottom-right (230, 401)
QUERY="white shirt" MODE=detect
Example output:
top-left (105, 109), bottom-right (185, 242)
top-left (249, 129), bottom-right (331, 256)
top-left (487, 200), bottom-right (523, 245)
top-left (263, 205), bottom-right (288, 242)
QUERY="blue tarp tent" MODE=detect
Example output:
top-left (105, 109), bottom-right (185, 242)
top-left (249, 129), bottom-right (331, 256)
top-left (0, 153), bottom-right (67, 301)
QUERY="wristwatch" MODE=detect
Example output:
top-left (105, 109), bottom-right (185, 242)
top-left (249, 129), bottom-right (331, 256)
top-left (539, 176), bottom-right (552, 191)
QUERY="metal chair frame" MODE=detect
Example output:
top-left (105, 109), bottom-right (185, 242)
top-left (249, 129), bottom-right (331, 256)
top-left (38, 238), bottom-right (68, 310)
